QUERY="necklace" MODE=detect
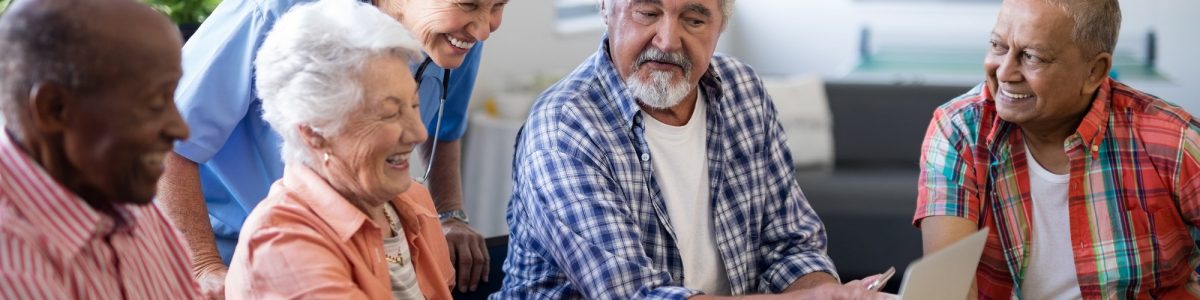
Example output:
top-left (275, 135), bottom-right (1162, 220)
top-left (382, 202), bottom-right (405, 266)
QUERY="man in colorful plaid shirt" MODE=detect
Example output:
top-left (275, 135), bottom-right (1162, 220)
top-left (496, 0), bottom-right (890, 299)
top-left (915, 0), bottom-right (1200, 299)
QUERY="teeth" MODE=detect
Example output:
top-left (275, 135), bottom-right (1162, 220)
top-left (144, 152), bottom-right (164, 166)
top-left (144, 152), bottom-right (165, 171)
top-left (385, 153), bottom-right (408, 165)
top-left (1002, 90), bottom-right (1032, 99)
top-left (446, 34), bottom-right (476, 50)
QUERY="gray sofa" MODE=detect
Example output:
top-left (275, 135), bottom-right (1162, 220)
top-left (795, 82), bottom-right (975, 292)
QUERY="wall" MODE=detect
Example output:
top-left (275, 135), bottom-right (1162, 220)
top-left (729, 0), bottom-right (997, 78)
top-left (728, 0), bottom-right (861, 77)
top-left (473, 0), bottom-right (603, 111)
top-left (728, 0), bottom-right (1198, 111)
top-left (1142, 0), bottom-right (1200, 112)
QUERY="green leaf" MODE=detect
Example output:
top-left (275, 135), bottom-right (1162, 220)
top-left (142, 0), bottom-right (222, 24)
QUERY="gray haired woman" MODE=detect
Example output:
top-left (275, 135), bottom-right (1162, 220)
top-left (223, 0), bottom-right (454, 299)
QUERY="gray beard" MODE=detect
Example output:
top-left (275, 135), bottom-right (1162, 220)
top-left (626, 70), bottom-right (692, 109)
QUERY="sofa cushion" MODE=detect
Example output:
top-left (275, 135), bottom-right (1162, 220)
top-left (824, 83), bottom-right (972, 167)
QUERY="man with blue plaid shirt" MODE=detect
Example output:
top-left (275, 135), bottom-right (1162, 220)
top-left (494, 0), bottom-right (889, 299)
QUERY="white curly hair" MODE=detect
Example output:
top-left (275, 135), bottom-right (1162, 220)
top-left (255, 0), bottom-right (422, 166)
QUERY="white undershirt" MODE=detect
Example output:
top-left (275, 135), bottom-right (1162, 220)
top-left (1019, 144), bottom-right (1082, 300)
top-left (383, 203), bottom-right (424, 300)
top-left (641, 91), bottom-right (731, 295)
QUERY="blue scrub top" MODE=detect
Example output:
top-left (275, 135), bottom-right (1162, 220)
top-left (173, 0), bottom-right (482, 263)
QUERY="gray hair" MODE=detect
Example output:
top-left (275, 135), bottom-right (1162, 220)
top-left (255, 0), bottom-right (421, 166)
top-left (1043, 0), bottom-right (1121, 55)
top-left (0, 0), bottom-right (105, 138)
top-left (599, 0), bottom-right (736, 31)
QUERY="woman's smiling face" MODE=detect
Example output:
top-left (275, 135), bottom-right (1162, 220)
top-left (380, 0), bottom-right (508, 69)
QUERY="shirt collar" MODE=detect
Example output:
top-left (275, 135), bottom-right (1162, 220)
top-left (1074, 78), bottom-right (1114, 150)
top-left (280, 165), bottom-right (372, 242)
top-left (593, 34), bottom-right (726, 130)
top-left (390, 186), bottom-right (437, 234)
top-left (0, 129), bottom-right (118, 256)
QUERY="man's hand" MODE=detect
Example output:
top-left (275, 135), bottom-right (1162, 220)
top-left (442, 220), bottom-right (489, 292)
top-left (786, 277), bottom-right (893, 300)
top-left (690, 274), bottom-right (893, 300)
top-left (195, 264), bottom-right (227, 300)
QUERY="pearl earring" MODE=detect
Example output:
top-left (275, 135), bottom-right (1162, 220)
top-left (323, 152), bottom-right (331, 164)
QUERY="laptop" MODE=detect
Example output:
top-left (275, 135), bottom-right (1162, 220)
top-left (891, 227), bottom-right (990, 300)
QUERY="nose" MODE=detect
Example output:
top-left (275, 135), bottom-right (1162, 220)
top-left (651, 16), bottom-right (683, 53)
top-left (468, 13), bottom-right (492, 42)
top-left (405, 109), bottom-right (428, 146)
top-left (995, 52), bottom-right (1023, 84)
top-left (164, 103), bottom-right (190, 142)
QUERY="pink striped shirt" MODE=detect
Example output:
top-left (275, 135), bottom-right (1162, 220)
top-left (0, 131), bottom-right (201, 299)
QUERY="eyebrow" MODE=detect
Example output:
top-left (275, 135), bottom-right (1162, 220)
top-left (383, 96), bottom-right (402, 105)
top-left (684, 3), bottom-right (712, 17)
top-left (989, 33), bottom-right (1057, 54)
top-left (629, 0), bottom-right (712, 17)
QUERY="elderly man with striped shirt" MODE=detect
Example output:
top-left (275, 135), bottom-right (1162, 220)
top-left (915, 0), bottom-right (1200, 299)
top-left (0, 0), bottom-right (199, 298)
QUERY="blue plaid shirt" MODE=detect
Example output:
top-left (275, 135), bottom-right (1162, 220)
top-left (493, 38), bottom-right (837, 299)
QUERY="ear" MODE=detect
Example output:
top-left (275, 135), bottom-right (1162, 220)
top-left (26, 82), bottom-right (71, 134)
top-left (297, 124), bottom-right (329, 152)
top-left (598, 0), bottom-right (610, 26)
top-left (1082, 51), bottom-right (1113, 95)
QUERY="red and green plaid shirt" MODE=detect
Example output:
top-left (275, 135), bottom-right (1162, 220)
top-left (914, 79), bottom-right (1200, 299)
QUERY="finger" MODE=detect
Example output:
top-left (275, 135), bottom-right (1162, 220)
top-left (857, 274), bottom-right (883, 289)
top-left (481, 237), bottom-right (491, 283)
top-left (455, 241), bottom-right (472, 292)
top-left (468, 238), bottom-right (487, 291)
top-left (446, 240), bottom-right (460, 289)
top-left (838, 285), bottom-right (872, 300)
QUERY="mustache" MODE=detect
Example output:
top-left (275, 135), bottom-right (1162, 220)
top-left (632, 48), bottom-right (692, 75)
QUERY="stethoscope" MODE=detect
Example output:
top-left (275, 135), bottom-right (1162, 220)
top-left (412, 56), bottom-right (450, 184)
top-left (358, 0), bottom-right (449, 183)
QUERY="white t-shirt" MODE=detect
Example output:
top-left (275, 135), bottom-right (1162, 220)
top-left (641, 92), bottom-right (731, 295)
top-left (1019, 144), bottom-right (1082, 300)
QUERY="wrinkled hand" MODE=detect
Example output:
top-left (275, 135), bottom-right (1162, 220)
top-left (789, 275), bottom-right (893, 300)
top-left (442, 220), bottom-right (489, 292)
top-left (195, 266), bottom-right (227, 300)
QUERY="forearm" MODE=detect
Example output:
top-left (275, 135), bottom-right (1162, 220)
top-left (920, 216), bottom-right (980, 298)
top-left (919, 215), bottom-right (977, 254)
top-left (156, 152), bottom-right (225, 274)
top-left (686, 273), bottom-right (839, 300)
top-left (785, 271), bottom-right (839, 292)
top-left (424, 139), bottom-right (463, 213)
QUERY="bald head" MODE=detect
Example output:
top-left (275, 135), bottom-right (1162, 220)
top-left (0, 0), bottom-right (181, 134)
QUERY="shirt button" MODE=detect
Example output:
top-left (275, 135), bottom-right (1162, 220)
top-left (640, 153), bottom-right (650, 161)
top-left (1091, 145), bottom-right (1099, 152)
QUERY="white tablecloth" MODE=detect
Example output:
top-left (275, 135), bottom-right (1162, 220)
top-left (460, 112), bottom-right (523, 238)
